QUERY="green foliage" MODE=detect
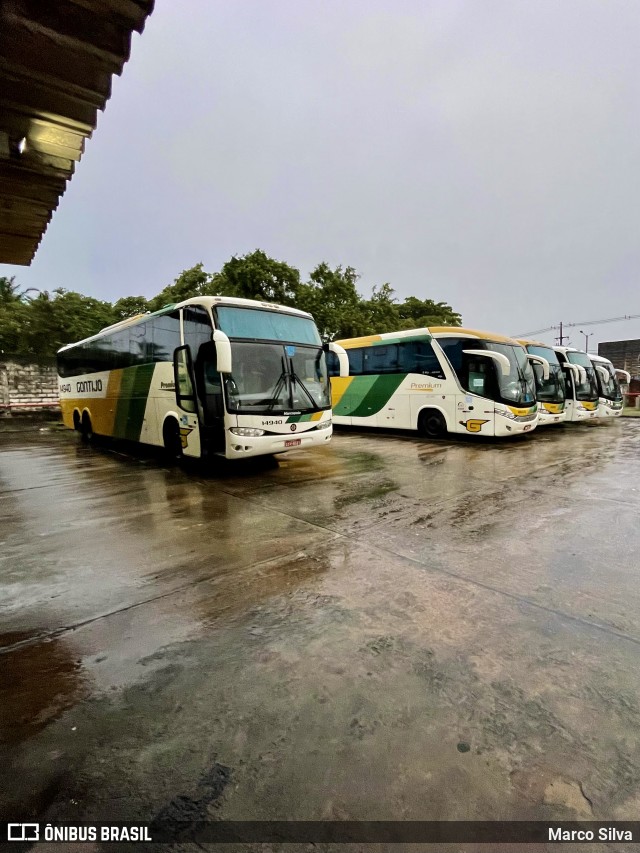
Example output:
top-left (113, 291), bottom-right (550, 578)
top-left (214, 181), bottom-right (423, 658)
top-left (148, 263), bottom-right (213, 312)
top-left (113, 296), bottom-right (150, 321)
top-left (0, 254), bottom-right (461, 357)
top-left (213, 250), bottom-right (301, 304)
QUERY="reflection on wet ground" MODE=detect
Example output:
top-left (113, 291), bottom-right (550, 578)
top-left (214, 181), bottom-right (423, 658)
top-left (1, 420), bottom-right (640, 844)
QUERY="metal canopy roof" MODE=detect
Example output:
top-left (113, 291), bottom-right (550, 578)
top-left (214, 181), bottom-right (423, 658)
top-left (0, 0), bottom-right (154, 265)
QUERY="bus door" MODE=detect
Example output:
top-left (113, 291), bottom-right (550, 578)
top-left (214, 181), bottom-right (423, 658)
top-left (194, 341), bottom-right (226, 454)
top-left (456, 353), bottom-right (495, 435)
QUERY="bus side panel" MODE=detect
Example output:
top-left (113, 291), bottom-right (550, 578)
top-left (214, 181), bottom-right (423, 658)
top-left (409, 385), bottom-right (452, 432)
top-left (330, 376), bottom-right (355, 425)
top-left (112, 364), bottom-right (156, 441)
top-left (332, 374), bottom-right (405, 426)
top-left (58, 369), bottom-right (122, 436)
top-left (149, 362), bottom-right (202, 457)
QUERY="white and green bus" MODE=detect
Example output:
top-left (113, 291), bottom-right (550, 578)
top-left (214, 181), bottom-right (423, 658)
top-left (552, 346), bottom-right (600, 422)
top-left (58, 296), bottom-right (347, 461)
top-left (589, 353), bottom-right (630, 419)
top-left (328, 327), bottom-right (539, 438)
top-left (517, 339), bottom-right (567, 425)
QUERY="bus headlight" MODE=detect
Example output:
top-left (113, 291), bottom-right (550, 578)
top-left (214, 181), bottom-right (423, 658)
top-left (230, 427), bottom-right (265, 437)
top-left (496, 408), bottom-right (518, 420)
top-left (315, 419), bottom-right (332, 430)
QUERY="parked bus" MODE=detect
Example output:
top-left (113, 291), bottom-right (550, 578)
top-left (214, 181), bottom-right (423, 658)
top-left (328, 327), bottom-right (538, 439)
top-left (553, 346), bottom-right (599, 422)
top-left (589, 354), bottom-right (630, 419)
top-left (517, 339), bottom-right (567, 425)
top-left (57, 296), bottom-right (348, 461)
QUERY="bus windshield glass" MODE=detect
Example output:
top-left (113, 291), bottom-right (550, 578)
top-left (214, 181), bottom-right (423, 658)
top-left (490, 343), bottom-right (537, 406)
top-left (438, 338), bottom-right (536, 407)
top-left (595, 363), bottom-right (622, 401)
top-left (225, 342), bottom-right (330, 414)
top-left (215, 306), bottom-right (321, 345)
top-left (567, 351), bottom-right (599, 400)
top-left (527, 345), bottom-right (566, 403)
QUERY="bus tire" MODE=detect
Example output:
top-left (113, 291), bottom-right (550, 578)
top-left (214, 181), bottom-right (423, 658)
top-left (81, 412), bottom-right (94, 443)
top-left (163, 418), bottom-right (183, 463)
top-left (418, 409), bottom-right (447, 439)
top-left (73, 410), bottom-right (81, 432)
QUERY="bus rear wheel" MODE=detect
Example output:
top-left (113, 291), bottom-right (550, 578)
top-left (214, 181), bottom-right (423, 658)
top-left (81, 412), bottom-right (94, 443)
top-left (418, 410), bottom-right (447, 440)
top-left (163, 418), bottom-right (183, 463)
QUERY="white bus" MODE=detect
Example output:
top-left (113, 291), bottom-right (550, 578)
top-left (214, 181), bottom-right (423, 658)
top-left (58, 296), bottom-right (347, 461)
top-left (553, 346), bottom-right (600, 422)
top-left (517, 339), bottom-right (567, 425)
top-left (589, 354), bottom-right (630, 419)
top-left (328, 327), bottom-right (539, 439)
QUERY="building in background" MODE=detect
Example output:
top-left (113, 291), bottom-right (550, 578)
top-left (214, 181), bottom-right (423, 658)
top-left (598, 339), bottom-right (640, 378)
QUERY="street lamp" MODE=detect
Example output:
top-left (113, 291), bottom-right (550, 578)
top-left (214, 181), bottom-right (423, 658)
top-left (579, 330), bottom-right (591, 352)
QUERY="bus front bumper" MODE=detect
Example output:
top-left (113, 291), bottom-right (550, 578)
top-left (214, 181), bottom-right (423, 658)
top-left (494, 414), bottom-right (538, 436)
top-left (225, 427), bottom-right (333, 459)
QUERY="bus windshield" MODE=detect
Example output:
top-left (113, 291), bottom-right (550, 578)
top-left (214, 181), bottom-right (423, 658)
top-left (490, 343), bottom-right (537, 406)
top-left (527, 345), bottom-right (566, 403)
top-left (225, 342), bottom-right (330, 414)
top-left (595, 362), bottom-right (622, 401)
top-left (215, 306), bottom-right (321, 345)
top-left (438, 338), bottom-right (536, 407)
top-left (566, 351), bottom-right (599, 401)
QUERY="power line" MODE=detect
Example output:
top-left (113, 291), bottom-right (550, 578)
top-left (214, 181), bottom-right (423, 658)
top-left (514, 312), bottom-right (640, 339)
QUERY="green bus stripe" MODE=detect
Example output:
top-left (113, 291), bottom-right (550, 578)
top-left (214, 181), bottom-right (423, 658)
top-left (113, 364), bottom-right (156, 441)
top-left (350, 374), bottom-right (406, 417)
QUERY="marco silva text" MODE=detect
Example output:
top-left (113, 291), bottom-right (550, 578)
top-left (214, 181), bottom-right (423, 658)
top-left (549, 827), bottom-right (633, 842)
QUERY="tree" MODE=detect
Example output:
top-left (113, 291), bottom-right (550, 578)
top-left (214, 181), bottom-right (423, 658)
top-left (113, 296), bottom-right (150, 321)
top-left (214, 250), bottom-right (301, 304)
top-left (361, 283), bottom-right (402, 334)
top-left (148, 263), bottom-right (214, 312)
top-left (15, 290), bottom-right (115, 357)
top-left (296, 263), bottom-right (369, 340)
top-left (397, 296), bottom-right (461, 329)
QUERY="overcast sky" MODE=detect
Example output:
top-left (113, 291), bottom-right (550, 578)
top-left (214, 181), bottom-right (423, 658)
top-left (2, 0), bottom-right (639, 348)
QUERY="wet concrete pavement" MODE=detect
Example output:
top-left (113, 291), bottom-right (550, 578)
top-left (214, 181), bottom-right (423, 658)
top-left (1, 420), bottom-right (640, 849)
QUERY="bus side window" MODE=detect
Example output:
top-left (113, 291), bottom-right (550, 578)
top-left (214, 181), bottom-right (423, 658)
top-left (398, 341), bottom-right (445, 377)
top-left (364, 345), bottom-right (399, 374)
top-left (150, 312), bottom-right (181, 362)
top-left (183, 307), bottom-right (212, 358)
top-left (347, 349), bottom-right (364, 375)
top-left (326, 351), bottom-right (340, 377)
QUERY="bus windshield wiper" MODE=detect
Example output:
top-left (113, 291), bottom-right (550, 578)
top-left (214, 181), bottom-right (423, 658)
top-left (266, 370), bottom-right (289, 412)
top-left (291, 372), bottom-right (320, 410)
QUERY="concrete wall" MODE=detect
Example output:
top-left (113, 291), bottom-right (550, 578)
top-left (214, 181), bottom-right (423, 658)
top-left (0, 357), bottom-right (60, 414)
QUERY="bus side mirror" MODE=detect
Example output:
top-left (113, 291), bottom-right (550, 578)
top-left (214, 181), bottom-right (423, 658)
top-left (213, 330), bottom-right (232, 374)
top-left (173, 345), bottom-right (197, 413)
top-left (463, 349), bottom-right (511, 376)
top-left (595, 365), bottom-right (609, 383)
top-left (325, 341), bottom-right (349, 377)
top-left (527, 353), bottom-right (550, 380)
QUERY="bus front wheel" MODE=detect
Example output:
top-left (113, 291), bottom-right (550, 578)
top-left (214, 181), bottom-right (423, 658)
top-left (163, 419), bottom-right (183, 463)
top-left (418, 410), bottom-right (447, 440)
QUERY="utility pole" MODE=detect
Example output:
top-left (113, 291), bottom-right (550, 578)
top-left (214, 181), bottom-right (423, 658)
top-left (556, 321), bottom-right (566, 346)
top-left (579, 330), bottom-right (591, 351)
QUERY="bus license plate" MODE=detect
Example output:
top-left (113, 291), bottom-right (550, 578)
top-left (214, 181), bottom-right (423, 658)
top-left (285, 439), bottom-right (301, 447)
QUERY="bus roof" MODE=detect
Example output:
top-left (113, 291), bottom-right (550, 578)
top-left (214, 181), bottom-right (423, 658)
top-left (516, 338), bottom-right (552, 348)
top-left (57, 295), bottom-right (314, 353)
top-left (333, 326), bottom-right (522, 350)
top-left (429, 326), bottom-right (520, 344)
top-left (333, 328), bottom-right (432, 349)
